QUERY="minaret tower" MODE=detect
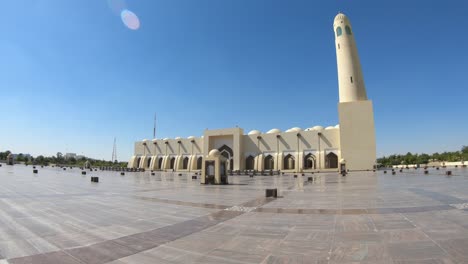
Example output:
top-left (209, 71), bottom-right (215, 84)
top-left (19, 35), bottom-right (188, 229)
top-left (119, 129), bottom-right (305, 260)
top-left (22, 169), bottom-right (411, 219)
top-left (334, 13), bottom-right (367, 102)
top-left (334, 13), bottom-right (376, 171)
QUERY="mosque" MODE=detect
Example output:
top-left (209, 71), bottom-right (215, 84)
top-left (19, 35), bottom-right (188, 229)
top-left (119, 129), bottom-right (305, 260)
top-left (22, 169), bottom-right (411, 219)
top-left (128, 13), bottom-right (376, 173)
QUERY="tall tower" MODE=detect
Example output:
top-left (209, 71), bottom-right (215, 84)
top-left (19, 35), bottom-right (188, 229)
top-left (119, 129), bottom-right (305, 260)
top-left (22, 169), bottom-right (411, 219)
top-left (334, 13), bottom-right (376, 171)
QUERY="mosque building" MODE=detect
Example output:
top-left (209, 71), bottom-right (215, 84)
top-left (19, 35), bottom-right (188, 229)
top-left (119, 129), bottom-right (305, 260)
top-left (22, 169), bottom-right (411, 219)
top-left (128, 13), bottom-right (376, 172)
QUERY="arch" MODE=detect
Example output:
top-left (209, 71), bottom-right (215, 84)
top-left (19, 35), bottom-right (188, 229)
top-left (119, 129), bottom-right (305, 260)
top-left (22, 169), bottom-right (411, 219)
top-left (196, 157), bottom-right (202, 170)
top-left (182, 157), bottom-right (189, 169)
top-left (146, 157), bottom-right (151, 168)
top-left (345, 25), bottom-right (352, 35)
top-left (326, 153), bottom-right (338, 169)
top-left (158, 157), bottom-right (163, 169)
top-left (336, 26), bottom-right (342, 37)
top-left (218, 145), bottom-right (233, 158)
top-left (245, 156), bottom-right (255, 170)
top-left (283, 154), bottom-right (295, 170)
top-left (136, 157), bottom-right (141, 168)
top-left (264, 155), bottom-right (274, 170)
top-left (170, 157), bottom-right (176, 169)
top-left (304, 153), bottom-right (316, 170)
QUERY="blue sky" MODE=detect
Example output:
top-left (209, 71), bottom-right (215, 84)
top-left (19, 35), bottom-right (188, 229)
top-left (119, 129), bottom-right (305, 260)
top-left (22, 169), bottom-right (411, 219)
top-left (1, 0), bottom-right (467, 160)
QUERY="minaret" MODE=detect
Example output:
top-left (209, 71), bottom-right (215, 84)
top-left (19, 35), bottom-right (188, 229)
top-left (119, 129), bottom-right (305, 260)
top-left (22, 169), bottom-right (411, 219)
top-left (334, 13), bottom-right (376, 171)
top-left (334, 13), bottom-right (367, 103)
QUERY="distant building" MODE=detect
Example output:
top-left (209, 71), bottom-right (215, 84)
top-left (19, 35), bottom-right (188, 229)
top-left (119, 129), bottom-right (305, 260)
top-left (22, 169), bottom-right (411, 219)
top-left (64, 153), bottom-right (77, 159)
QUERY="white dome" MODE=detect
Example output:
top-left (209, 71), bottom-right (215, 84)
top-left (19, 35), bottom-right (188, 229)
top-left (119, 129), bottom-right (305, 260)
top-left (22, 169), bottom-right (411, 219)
top-left (335, 124), bottom-right (340, 129)
top-left (266, 128), bottom-right (281, 134)
top-left (209, 149), bottom-right (220, 157)
top-left (187, 136), bottom-right (195, 139)
top-left (152, 139), bottom-right (158, 142)
top-left (142, 139), bottom-right (148, 142)
top-left (325, 126), bottom-right (336, 130)
top-left (285, 127), bottom-right (302, 133)
top-left (248, 130), bottom-right (261, 135)
top-left (310, 126), bottom-right (324, 131)
top-left (175, 137), bottom-right (182, 140)
top-left (163, 138), bottom-right (169, 141)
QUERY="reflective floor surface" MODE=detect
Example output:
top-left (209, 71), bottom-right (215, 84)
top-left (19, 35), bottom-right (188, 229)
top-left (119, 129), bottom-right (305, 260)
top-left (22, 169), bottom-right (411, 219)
top-left (0, 165), bottom-right (467, 263)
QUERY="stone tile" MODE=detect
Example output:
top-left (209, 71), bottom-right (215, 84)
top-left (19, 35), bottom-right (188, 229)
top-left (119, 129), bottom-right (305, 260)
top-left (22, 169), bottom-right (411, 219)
top-left (8, 251), bottom-right (83, 264)
top-left (387, 241), bottom-right (448, 260)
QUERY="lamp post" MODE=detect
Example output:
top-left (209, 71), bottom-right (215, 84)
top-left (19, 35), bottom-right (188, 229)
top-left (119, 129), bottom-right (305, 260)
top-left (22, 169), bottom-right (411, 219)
top-left (257, 136), bottom-right (262, 171)
top-left (190, 140), bottom-right (195, 172)
top-left (296, 133), bottom-right (301, 173)
top-left (276, 134), bottom-right (280, 171)
top-left (318, 133), bottom-right (322, 169)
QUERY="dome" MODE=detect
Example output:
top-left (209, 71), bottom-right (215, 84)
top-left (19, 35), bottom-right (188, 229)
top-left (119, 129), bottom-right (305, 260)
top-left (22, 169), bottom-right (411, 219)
top-left (285, 127), bottom-right (302, 133)
top-left (248, 130), bottom-right (261, 135)
top-left (187, 136), bottom-right (195, 139)
top-left (325, 126), bottom-right (336, 130)
top-left (334, 13), bottom-right (349, 22)
top-left (335, 124), bottom-right (340, 129)
top-left (142, 139), bottom-right (148, 142)
top-left (152, 139), bottom-right (158, 143)
top-left (266, 128), bottom-right (281, 134)
top-left (163, 138), bottom-right (169, 141)
top-left (310, 126), bottom-right (324, 131)
top-left (175, 137), bottom-right (182, 140)
top-left (340, 159), bottom-right (346, 164)
top-left (208, 149), bottom-right (220, 157)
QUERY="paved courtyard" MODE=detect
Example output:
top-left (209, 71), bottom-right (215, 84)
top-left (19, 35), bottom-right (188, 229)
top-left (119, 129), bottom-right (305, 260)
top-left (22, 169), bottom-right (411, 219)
top-left (0, 165), bottom-right (467, 263)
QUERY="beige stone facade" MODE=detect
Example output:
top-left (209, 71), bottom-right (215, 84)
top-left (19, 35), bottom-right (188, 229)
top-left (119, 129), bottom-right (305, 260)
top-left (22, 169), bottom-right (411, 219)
top-left (128, 13), bottom-right (376, 172)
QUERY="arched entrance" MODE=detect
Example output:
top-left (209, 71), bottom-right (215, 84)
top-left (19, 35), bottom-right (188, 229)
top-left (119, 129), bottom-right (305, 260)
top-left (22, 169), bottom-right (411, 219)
top-left (264, 155), bottom-right (274, 170)
top-left (196, 157), bottom-right (202, 170)
top-left (170, 157), bottom-right (176, 170)
top-left (218, 145), bottom-right (234, 171)
top-left (325, 152), bottom-right (338, 169)
top-left (158, 157), bottom-right (163, 169)
top-left (245, 156), bottom-right (255, 170)
top-left (304, 153), bottom-right (316, 170)
top-left (182, 157), bottom-right (189, 169)
top-left (283, 154), bottom-right (295, 170)
top-left (136, 157), bottom-right (141, 168)
top-left (146, 157), bottom-right (151, 168)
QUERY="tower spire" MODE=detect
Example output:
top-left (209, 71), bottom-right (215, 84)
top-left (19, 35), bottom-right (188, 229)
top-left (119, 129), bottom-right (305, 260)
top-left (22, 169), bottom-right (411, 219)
top-left (334, 13), bottom-right (367, 103)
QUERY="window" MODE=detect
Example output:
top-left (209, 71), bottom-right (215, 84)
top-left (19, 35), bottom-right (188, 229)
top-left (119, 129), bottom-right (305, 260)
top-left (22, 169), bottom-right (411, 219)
top-left (345, 25), bottom-right (352, 35)
top-left (350, 76), bottom-right (353, 83)
top-left (336, 27), bottom-right (342, 37)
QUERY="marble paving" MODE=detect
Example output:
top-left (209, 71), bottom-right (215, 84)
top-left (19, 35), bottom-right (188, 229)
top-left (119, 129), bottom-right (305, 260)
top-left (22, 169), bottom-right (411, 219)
top-left (0, 165), bottom-right (467, 263)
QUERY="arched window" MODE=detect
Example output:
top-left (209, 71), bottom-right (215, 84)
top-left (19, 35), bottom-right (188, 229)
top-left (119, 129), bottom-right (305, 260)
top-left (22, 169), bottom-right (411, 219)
top-left (182, 157), bottom-right (189, 169)
top-left (196, 157), bottom-right (202, 170)
top-left (264, 155), bottom-right (274, 170)
top-left (170, 157), bottom-right (175, 169)
top-left (283, 154), bottom-right (295, 170)
top-left (336, 27), bottom-right (342, 37)
top-left (246, 156), bottom-right (255, 170)
top-left (325, 153), bottom-right (338, 169)
top-left (304, 154), bottom-right (316, 170)
top-left (136, 157), bottom-right (141, 168)
top-left (345, 25), bottom-right (352, 35)
top-left (147, 157), bottom-right (152, 168)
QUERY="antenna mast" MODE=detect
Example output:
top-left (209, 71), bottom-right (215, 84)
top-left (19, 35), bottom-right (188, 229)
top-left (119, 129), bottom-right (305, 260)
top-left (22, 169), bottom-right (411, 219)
top-left (111, 137), bottom-right (117, 163)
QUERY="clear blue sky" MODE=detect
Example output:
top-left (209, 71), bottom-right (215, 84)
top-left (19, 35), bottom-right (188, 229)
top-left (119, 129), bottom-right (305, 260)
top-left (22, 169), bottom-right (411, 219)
top-left (1, 0), bottom-right (467, 161)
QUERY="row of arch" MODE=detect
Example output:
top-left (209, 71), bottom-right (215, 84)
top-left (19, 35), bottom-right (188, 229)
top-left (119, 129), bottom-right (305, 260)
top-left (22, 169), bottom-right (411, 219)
top-left (245, 152), bottom-right (338, 170)
top-left (134, 156), bottom-right (203, 170)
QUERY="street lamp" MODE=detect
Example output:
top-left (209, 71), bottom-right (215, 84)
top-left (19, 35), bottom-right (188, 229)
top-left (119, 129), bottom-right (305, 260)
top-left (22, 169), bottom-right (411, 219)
top-left (296, 133), bottom-right (301, 173)
top-left (276, 134), bottom-right (281, 171)
top-left (257, 136), bottom-right (262, 171)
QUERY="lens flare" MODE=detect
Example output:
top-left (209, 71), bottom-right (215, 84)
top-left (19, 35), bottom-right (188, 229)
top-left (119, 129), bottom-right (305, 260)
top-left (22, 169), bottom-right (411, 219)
top-left (121, 9), bottom-right (140, 30)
